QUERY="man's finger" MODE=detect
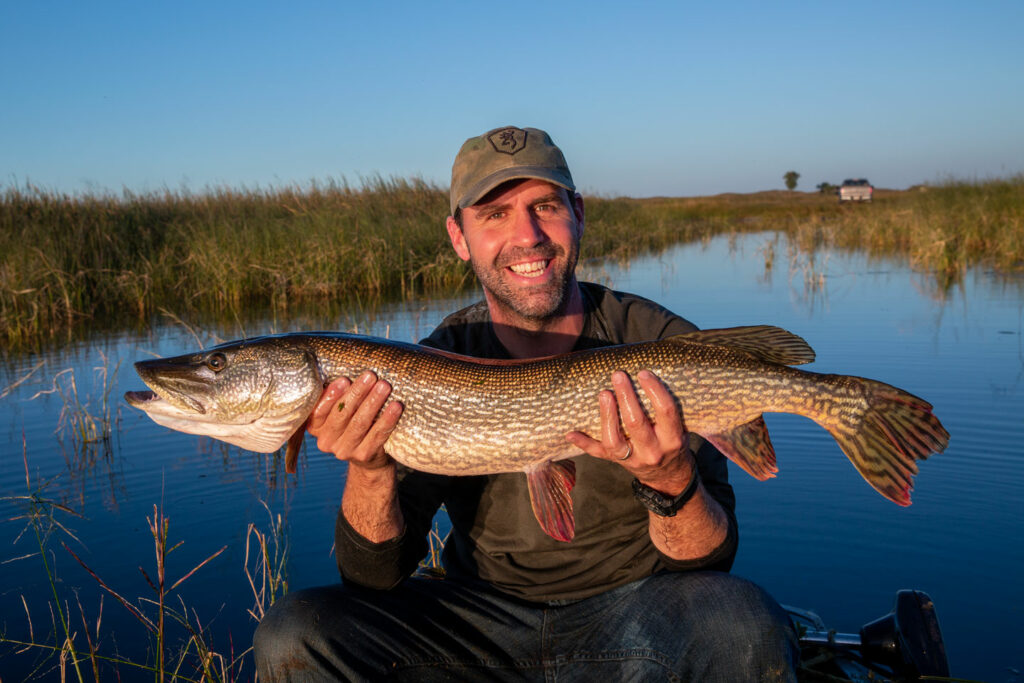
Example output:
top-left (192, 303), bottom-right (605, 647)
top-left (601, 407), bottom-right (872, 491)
top-left (612, 371), bottom-right (656, 447)
top-left (637, 370), bottom-right (686, 447)
top-left (599, 388), bottom-right (625, 450)
top-left (363, 400), bottom-right (404, 453)
top-left (344, 378), bottom-right (393, 444)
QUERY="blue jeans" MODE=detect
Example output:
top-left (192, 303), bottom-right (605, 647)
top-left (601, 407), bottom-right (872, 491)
top-left (254, 571), bottom-right (797, 682)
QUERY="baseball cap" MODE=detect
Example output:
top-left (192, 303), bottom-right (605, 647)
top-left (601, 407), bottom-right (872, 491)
top-left (449, 126), bottom-right (575, 215)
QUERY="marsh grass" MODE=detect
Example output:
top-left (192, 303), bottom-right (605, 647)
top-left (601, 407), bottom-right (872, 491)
top-left (3, 175), bottom-right (1022, 349)
top-left (2, 443), bottom-right (89, 680)
top-left (244, 502), bottom-right (289, 622)
top-left (2, 446), bottom-right (290, 681)
top-left (65, 357), bottom-right (118, 453)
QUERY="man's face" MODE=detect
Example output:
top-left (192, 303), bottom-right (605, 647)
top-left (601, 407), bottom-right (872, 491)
top-left (446, 179), bottom-right (584, 325)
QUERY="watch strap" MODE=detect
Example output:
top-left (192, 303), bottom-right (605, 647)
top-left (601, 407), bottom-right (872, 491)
top-left (631, 470), bottom-right (701, 517)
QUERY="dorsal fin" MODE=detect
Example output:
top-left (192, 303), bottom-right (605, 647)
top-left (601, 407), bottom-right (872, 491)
top-left (670, 325), bottom-right (816, 366)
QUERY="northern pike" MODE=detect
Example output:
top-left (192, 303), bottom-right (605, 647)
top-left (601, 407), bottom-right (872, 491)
top-left (124, 326), bottom-right (949, 542)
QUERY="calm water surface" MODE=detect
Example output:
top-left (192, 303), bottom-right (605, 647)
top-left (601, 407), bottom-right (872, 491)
top-left (2, 233), bottom-right (1022, 681)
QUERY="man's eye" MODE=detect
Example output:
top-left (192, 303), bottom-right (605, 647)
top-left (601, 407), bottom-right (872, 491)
top-left (487, 211), bottom-right (505, 220)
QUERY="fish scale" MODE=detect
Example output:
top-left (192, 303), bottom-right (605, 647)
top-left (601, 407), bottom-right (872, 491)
top-left (126, 325), bottom-right (949, 542)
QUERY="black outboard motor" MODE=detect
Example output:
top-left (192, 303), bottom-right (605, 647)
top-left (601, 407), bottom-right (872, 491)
top-left (859, 590), bottom-right (949, 678)
top-left (792, 589), bottom-right (950, 680)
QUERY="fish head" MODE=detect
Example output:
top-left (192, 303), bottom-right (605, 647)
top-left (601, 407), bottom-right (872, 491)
top-left (124, 337), bottom-right (324, 453)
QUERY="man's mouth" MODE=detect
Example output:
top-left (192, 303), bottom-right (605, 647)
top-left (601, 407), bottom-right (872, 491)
top-left (508, 259), bottom-right (550, 278)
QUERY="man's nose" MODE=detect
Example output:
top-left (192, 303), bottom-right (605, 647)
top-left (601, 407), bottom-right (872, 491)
top-left (509, 208), bottom-right (546, 246)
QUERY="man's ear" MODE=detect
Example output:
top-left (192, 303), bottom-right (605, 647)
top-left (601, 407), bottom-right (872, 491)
top-left (572, 192), bottom-right (585, 239)
top-left (446, 216), bottom-right (471, 261)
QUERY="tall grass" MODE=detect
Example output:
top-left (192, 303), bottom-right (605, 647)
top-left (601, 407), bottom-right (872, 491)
top-left (3, 175), bottom-right (1022, 349)
top-left (2, 446), bottom-right (287, 681)
top-left (826, 177), bottom-right (1024, 275)
top-left (0, 177), bottom-right (463, 350)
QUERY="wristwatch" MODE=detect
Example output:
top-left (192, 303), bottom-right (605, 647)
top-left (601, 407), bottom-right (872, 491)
top-left (631, 470), bottom-right (701, 517)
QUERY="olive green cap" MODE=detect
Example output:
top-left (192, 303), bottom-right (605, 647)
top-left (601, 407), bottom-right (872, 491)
top-left (449, 126), bottom-right (575, 215)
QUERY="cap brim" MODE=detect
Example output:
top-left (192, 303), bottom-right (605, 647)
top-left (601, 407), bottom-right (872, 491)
top-left (454, 166), bottom-right (575, 214)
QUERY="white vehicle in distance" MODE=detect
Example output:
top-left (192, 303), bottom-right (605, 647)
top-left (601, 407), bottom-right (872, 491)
top-left (839, 178), bottom-right (873, 203)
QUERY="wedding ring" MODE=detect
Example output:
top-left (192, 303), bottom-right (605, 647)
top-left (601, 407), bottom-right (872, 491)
top-left (618, 443), bottom-right (633, 461)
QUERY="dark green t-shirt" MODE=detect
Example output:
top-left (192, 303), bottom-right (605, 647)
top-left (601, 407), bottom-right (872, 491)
top-left (335, 282), bottom-right (738, 602)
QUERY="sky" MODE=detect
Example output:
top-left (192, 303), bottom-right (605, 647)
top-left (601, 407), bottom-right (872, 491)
top-left (2, 0), bottom-right (1022, 198)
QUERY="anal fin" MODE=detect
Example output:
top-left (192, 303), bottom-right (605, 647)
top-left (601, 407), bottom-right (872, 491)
top-left (705, 416), bottom-right (779, 481)
top-left (525, 460), bottom-right (577, 542)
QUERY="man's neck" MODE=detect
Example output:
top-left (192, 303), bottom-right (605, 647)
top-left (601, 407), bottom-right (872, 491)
top-left (487, 283), bottom-right (585, 359)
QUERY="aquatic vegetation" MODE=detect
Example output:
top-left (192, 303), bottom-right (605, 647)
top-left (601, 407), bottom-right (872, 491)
top-left (244, 502), bottom-right (289, 622)
top-left (1, 448), bottom-right (287, 681)
top-left (32, 354), bottom-right (120, 461)
top-left (2, 175), bottom-right (1021, 349)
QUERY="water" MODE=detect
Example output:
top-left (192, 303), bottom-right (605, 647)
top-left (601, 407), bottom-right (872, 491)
top-left (2, 233), bottom-right (1021, 681)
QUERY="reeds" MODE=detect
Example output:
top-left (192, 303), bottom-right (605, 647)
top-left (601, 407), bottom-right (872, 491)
top-left (3, 175), bottom-right (1022, 349)
top-left (244, 502), bottom-right (289, 622)
top-left (30, 354), bottom-right (119, 459)
top-left (2, 446), bottom-right (290, 681)
top-left (0, 177), bottom-right (462, 350)
top-left (827, 177), bottom-right (1024, 275)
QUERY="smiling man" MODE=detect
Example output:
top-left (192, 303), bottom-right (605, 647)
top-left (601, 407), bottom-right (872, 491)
top-left (255, 127), bottom-right (798, 681)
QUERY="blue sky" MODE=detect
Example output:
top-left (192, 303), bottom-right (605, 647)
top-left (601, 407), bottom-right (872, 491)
top-left (2, 1), bottom-right (1022, 198)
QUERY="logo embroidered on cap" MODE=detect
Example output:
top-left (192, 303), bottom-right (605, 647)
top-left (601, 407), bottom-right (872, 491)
top-left (487, 127), bottom-right (527, 155)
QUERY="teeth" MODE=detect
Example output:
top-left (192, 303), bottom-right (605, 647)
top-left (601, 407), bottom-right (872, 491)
top-left (509, 260), bottom-right (548, 276)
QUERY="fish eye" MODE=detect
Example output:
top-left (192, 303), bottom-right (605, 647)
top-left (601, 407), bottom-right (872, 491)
top-left (206, 352), bottom-right (227, 372)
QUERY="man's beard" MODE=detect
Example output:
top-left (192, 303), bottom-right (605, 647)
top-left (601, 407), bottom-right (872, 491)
top-left (471, 241), bottom-right (579, 323)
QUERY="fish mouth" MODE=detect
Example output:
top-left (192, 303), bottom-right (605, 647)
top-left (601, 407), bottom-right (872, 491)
top-left (123, 385), bottom-right (207, 420)
top-left (126, 360), bottom-right (212, 418)
top-left (124, 389), bottom-right (160, 407)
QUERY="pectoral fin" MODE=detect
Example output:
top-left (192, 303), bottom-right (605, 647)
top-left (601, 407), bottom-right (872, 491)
top-left (284, 425), bottom-right (306, 474)
top-left (525, 460), bottom-right (577, 542)
top-left (705, 416), bottom-right (779, 480)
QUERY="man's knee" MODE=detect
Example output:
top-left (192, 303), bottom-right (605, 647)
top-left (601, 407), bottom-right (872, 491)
top-left (691, 573), bottom-right (797, 677)
top-left (680, 573), bottom-right (792, 638)
top-left (637, 572), bottom-right (797, 679)
top-left (254, 585), bottom-right (370, 679)
top-left (254, 588), bottom-right (324, 672)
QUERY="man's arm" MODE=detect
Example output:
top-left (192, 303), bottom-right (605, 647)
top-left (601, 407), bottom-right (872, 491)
top-left (308, 371), bottom-right (405, 543)
top-left (308, 370), bottom-right (449, 590)
top-left (565, 370), bottom-right (731, 561)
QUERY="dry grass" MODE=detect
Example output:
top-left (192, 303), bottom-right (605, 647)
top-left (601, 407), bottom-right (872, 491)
top-left (1, 446), bottom-right (288, 681)
top-left (3, 175), bottom-right (1021, 350)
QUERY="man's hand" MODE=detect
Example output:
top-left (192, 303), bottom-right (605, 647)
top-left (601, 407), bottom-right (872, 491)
top-left (565, 369), bottom-right (729, 560)
top-left (565, 370), bottom-right (695, 494)
top-left (307, 370), bottom-right (403, 471)
top-left (309, 370), bottom-right (405, 543)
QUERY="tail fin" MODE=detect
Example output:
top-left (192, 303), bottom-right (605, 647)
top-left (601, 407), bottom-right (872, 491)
top-left (829, 382), bottom-right (949, 505)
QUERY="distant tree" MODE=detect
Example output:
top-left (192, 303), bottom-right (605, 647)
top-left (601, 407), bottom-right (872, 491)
top-left (784, 171), bottom-right (800, 191)
top-left (816, 182), bottom-right (836, 194)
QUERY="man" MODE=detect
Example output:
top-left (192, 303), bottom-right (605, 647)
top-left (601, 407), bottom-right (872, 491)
top-left (255, 126), bottom-right (798, 681)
